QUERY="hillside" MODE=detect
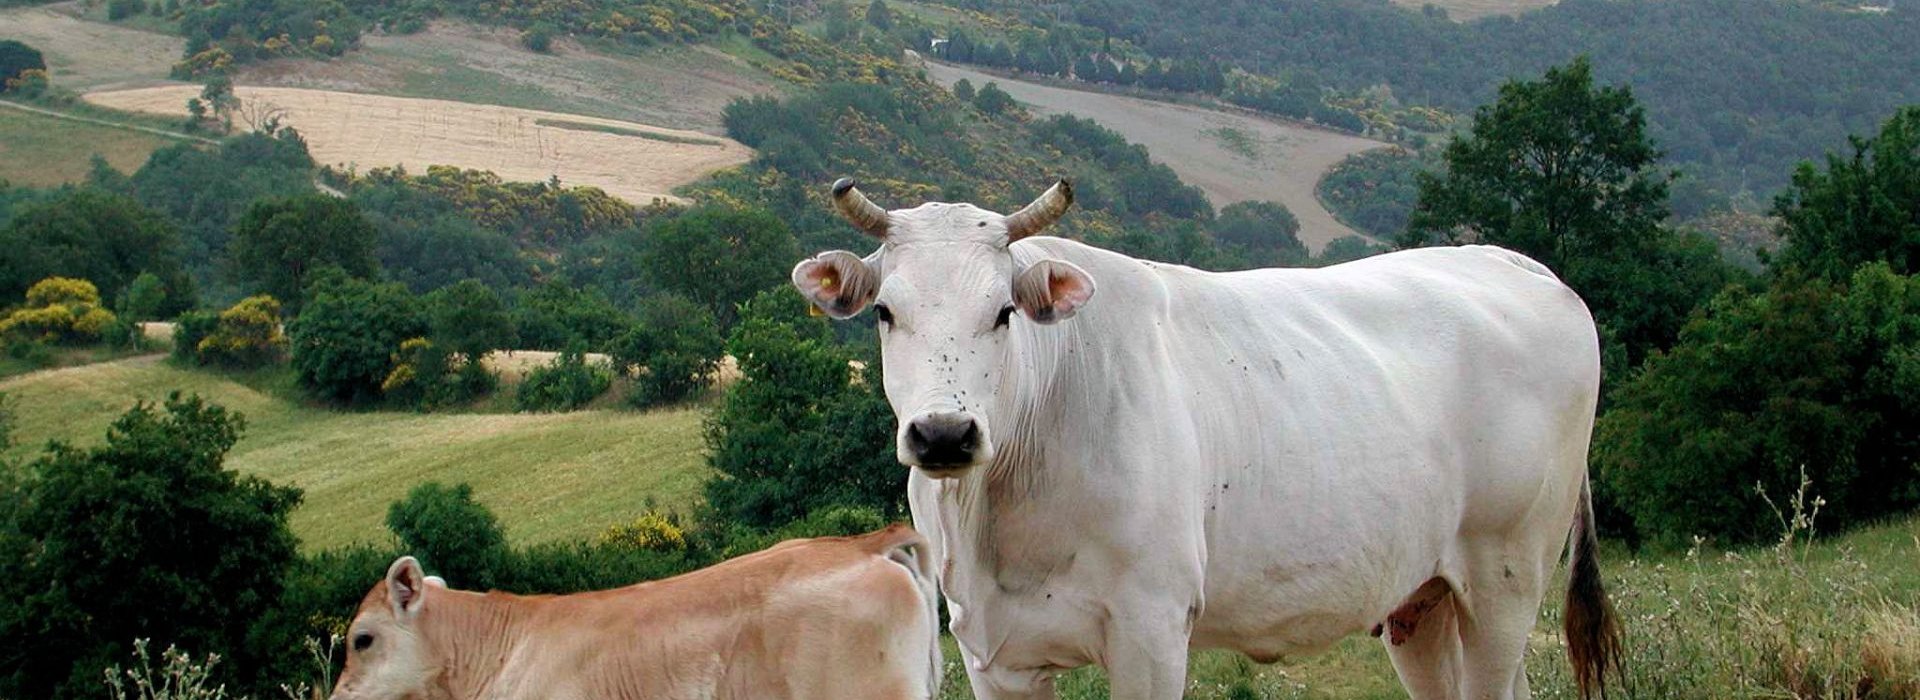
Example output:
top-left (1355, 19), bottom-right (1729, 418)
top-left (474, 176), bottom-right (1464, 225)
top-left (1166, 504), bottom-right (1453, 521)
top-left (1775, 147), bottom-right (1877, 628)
top-left (922, 60), bottom-right (1389, 251)
top-left (0, 357), bottom-right (711, 551)
top-left (85, 85), bottom-right (754, 205)
top-left (0, 103), bottom-right (181, 186)
top-left (0, 2), bottom-right (182, 91)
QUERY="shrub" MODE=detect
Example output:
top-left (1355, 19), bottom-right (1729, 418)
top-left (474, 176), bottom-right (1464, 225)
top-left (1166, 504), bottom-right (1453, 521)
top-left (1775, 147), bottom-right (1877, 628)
top-left (0, 39), bottom-right (45, 89)
top-left (385, 482), bottom-right (507, 590)
top-left (195, 295), bottom-right (286, 368)
top-left (514, 350), bottom-right (611, 412)
top-left (522, 24), bottom-right (555, 53)
top-left (0, 277), bottom-right (117, 344)
top-left (106, 0), bottom-right (144, 20)
top-left (611, 294), bottom-right (725, 408)
top-left (119, 272), bottom-right (168, 323)
top-left (170, 311), bottom-right (218, 364)
top-left (380, 338), bottom-right (495, 409)
top-left (1597, 264), bottom-right (1920, 546)
top-left (0, 394), bottom-right (300, 699)
top-left (595, 511), bottom-right (688, 552)
top-left (288, 274), bottom-right (425, 404)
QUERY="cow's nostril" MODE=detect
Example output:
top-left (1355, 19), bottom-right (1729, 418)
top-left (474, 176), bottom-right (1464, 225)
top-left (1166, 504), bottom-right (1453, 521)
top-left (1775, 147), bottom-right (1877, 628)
top-left (961, 421), bottom-right (979, 446)
top-left (907, 422), bottom-right (929, 448)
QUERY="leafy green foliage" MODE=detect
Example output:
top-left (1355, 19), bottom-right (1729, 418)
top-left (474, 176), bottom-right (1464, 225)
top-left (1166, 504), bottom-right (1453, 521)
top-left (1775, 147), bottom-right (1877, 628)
top-left (0, 188), bottom-right (195, 317)
top-left (288, 274), bottom-right (425, 404)
top-left (1770, 107), bottom-right (1920, 282)
top-left (971, 81), bottom-right (1017, 116)
top-left (639, 205), bottom-right (798, 328)
top-left (514, 350), bottom-right (612, 412)
top-left (1404, 59), bottom-right (1736, 384)
top-left (1319, 148), bottom-right (1423, 240)
top-left (611, 294), bottom-right (725, 408)
top-left (703, 289), bottom-right (904, 528)
top-left (510, 280), bottom-right (633, 351)
top-left (1596, 265), bottom-right (1920, 547)
top-left (0, 39), bottom-right (44, 89)
top-left (1209, 201), bottom-right (1304, 266)
top-left (0, 395), bottom-right (300, 699)
top-left (170, 311), bottom-right (219, 364)
top-left (228, 195), bottom-right (379, 311)
top-left (386, 482), bottom-right (507, 589)
top-left (119, 272), bottom-right (168, 323)
top-left (122, 130), bottom-right (317, 293)
top-left (1044, 0), bottom-right (1920, 199)
top-left (0, 277), bottom-right (117, 345)
top-left (424, 279), bottom-right (516, 361)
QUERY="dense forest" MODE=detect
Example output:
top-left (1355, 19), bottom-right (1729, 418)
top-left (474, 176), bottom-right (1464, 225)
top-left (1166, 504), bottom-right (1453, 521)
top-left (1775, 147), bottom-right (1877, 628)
top-left (932, 0), bottom-right (1918, 207)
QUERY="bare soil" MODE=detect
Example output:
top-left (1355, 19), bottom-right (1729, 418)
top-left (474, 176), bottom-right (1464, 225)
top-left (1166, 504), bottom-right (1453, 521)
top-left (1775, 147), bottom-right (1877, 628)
top-left (923, 61), bottom-right (1390, 252)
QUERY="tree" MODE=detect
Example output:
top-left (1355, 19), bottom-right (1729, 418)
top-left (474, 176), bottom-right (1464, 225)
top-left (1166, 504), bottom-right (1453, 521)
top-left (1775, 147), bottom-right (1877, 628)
top-left (1596, 264), bottom-right (1920, 547)
top-left (0, 395), bottom-right (300, 699)
top-left (1402, 58), bottom-right (1732, 382)
top-left (229, 195), bottom-right (378, 311)
top-left (1404, 58), bottom-right (1666, 269)
top-left (704, 289), bottom-right (904, 528)
top-left (639, 205), bottom-right (798, 329)
top-left (865, 0), bottom-right (893, 30)
top-left (0, 188), bottom-right (194, 315)
top-left (0, 40), bottom-right (44, 89)
top-left (425, 279), bottom-right (516, 361)
top-left (510, 280), bottom-right (633, 351)
top-left (119, 272), bottom-right (167, 323)
top-left (1210, 201), bottom-right (1305, 266)
top-left (611, 293), bottom-right (725, 407)
top-left (1770, 107), bottom-right (1920, 282)
top-left (952, 78), bottom-right (975, 102)
top-left (973, 81), bottom-right (1017, 116)
top-left (288, 273), bottom-right (425, 404)
top-left (386, 482), bottom-right (507, 589)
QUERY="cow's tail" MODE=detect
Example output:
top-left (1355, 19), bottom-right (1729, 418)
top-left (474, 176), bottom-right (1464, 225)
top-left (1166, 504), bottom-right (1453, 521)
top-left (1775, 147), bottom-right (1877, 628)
top-left (1565, 476), bottom-right (1624, 699)
top-left (878, 525), bottom-right (943, 699)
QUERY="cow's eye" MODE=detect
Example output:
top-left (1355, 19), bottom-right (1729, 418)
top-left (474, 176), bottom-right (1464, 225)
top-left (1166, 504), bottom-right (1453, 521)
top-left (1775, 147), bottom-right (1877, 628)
top-left (874, 304), bottom-right (894, 326)
top-left (353, 633), bottom-right (375, 652)
top-left (994, 305), bottom-right (1016, 330)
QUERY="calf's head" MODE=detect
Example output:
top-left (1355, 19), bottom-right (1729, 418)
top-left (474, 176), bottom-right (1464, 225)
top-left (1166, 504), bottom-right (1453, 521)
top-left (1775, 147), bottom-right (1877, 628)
top-left (792, 179), bottom-right (1095, 477)
top-left (328, 557), bottom-right (441, 700)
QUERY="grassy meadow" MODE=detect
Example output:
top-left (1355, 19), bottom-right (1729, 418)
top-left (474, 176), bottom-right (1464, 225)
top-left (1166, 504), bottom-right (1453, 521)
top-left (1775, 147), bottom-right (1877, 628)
top-left (0, 105), bottom-right (174, 187)
top-left (0, 356), bottom-right (711, 551)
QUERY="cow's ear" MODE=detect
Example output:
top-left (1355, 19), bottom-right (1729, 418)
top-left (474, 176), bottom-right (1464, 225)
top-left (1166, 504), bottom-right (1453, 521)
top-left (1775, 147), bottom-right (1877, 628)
top-left (386, 556), bottom-right (428, 618)
top-left (1012, 259), bottom-right (1095, 324)
top-left (792, 250), bottom-right (879, 319)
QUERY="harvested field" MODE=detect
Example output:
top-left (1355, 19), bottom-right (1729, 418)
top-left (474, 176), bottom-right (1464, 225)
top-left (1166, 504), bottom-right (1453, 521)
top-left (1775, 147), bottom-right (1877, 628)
top-left (85, 86), bottom-right (755, 205)
top-left (233, 21), bottom-right (780, 134)
top-left (922, 61), bottom-right (1390, 252)
top-left (0, 3), bottom-right (183, 91)
top-left (1391, 0), bottom-right (1558, 21)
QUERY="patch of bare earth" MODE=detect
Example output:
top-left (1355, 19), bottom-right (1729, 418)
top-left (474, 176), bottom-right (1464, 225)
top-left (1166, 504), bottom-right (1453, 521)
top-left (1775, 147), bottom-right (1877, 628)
top-left (922, 60), bottom-right (1390, 253)
top-left (233, 21), bottom-right (779, 134)
top-left (84, 86), bottom-right (754, 205)
top-left (0, 2), bottom-right (184, 91)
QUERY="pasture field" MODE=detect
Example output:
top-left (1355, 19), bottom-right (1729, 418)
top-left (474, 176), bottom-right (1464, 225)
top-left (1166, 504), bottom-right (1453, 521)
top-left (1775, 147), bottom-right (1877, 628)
top-left (921, 60), bottom-right (1390, 253)
top-left (231, 21), bottom-right (781, 135)
top-left (0, 3), bottom-right (184, 92)
top-left (0, 357), bottom-right (711, 551)
top-left (84, 85), bottom-right (755, 205)
top-left (937, 515), bottom-right (1920, 698)
top-left (0, 103), bottom-right (176, 187)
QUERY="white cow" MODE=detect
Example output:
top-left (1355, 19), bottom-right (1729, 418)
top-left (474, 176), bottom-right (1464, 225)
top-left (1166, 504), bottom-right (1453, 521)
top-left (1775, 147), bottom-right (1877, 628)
top-left (791, 179), bottom-right (1622, 700)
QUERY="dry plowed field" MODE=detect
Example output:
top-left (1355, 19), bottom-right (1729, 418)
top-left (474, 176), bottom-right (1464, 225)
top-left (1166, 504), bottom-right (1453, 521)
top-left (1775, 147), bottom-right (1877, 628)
top-left (0, 3), bottom-right (183, 91)
top-left (923, 61), bottom-right (1388, 252)
top-left (85, 86), bottom-right (753, 205)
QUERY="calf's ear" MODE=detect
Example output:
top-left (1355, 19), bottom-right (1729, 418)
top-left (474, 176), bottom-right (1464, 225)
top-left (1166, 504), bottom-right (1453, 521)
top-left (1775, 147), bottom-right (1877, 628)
top-left (386, 556), bottom-right (429, 618)
top-left (1012, 259), bottom-right (1095, 324)
top-left (792, 250), bottom-right (879, 319)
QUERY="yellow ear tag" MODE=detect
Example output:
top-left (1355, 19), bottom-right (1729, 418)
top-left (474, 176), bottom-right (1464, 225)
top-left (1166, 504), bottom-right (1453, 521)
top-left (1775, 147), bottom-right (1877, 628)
top-left (820, 273), bottom-right (837, 291)
top-left (807, 304), bottom-right (826, 317)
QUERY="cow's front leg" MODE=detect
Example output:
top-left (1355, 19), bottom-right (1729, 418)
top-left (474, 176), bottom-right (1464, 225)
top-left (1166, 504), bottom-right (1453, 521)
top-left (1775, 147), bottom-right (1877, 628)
top-left (1101, 604), bottom-right (1194, 700)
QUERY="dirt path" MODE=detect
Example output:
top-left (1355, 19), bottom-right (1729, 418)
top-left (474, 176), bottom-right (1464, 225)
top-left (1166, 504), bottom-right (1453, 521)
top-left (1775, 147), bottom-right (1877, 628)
top-left (85, 85), bottom-right (754, 206)
top-left (0, 99), bottom-right (213, 144)
top-left (922, 61), bottom-right (1390, 252)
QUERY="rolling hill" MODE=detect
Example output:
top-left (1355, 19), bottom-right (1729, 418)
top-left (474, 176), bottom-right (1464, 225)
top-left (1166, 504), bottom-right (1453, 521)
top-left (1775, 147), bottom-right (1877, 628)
top-left (0, 357), bottom-right (711, 551)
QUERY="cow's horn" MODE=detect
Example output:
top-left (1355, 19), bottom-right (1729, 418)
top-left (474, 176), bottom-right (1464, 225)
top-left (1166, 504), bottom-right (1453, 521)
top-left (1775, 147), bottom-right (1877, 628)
top-left (1004, 179), bottom-right (1074, 242)
top-left (831, 178), bottom-right (890, 239)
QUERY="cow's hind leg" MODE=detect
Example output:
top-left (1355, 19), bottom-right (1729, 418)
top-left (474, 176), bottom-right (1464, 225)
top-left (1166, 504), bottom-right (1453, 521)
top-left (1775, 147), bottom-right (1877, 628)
top-left (1456, 546), bottom-right (1553, 700)
top-left (1381, 577), bottom-right (1463, 700)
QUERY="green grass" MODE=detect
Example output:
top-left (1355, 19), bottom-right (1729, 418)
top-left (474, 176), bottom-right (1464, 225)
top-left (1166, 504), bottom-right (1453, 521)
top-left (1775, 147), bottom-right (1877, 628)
top-left (532, 118), bottom-right (724, 146)
top-left (0, 105), bottom-right (175, 186)
top-left (932, 514), bottom-right (1920, 699)
top-left (1206, 126), bottom-right (1263, 163)
top-left (0, 357), bottom-right (712, 551)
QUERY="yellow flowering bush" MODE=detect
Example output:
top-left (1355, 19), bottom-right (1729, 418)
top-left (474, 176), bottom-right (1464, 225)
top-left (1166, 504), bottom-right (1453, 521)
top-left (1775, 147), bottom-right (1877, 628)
top-left (595, 512), bottom-right (688, 552)
top-left (196, 295), bottom-right (286, 367)
top-left (0, 277), bottom-right (116, 344)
